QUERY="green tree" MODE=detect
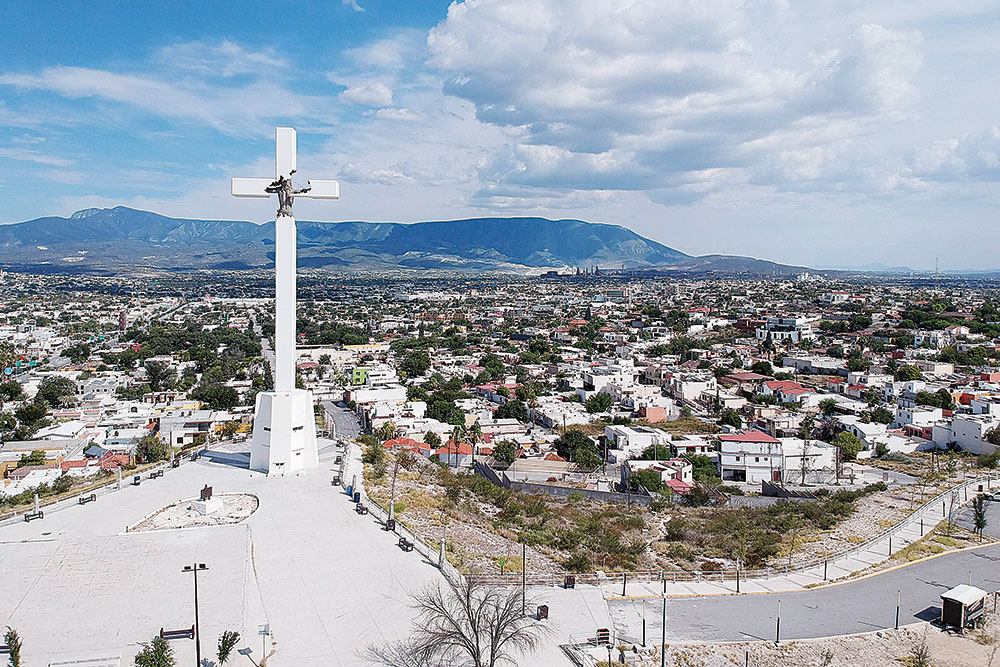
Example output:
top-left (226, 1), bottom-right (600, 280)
top-left (191, 382), bottom-right (239, 410)
top-left (17, 449), bottom-right (46, 467)
top-left (818, 398), bottom-right (838, 417)
top-left (399, 350), bottom-right (431, 378)
top-left (554, 430), bottom-right (601, 469)
top-left (495, 399), bottom-right (529, 421)
top-left (584, 392), bottom-right (613, 414)
top-left (134, 635), bottom-right (175, 667)
top-left (217, 630), bottom-right (241, 666)
top-left (4, 626), bottom-right (22, 667)
top-left (750, 360), bottom-right (773, 376)
top-left (719, 408), bottom-right (742, 429)
top-left (894, 365), bottom-right (922, 381)
top-left (136, 435), bottom-right (169, 463)
top-left (37, 375), bottom-right (77, 407)
top-left (973, 495), bottom-right (988, 541)
top-left (493, 440), bottom-right (517, 465)
top-left (424, 431), bottom-right (441, 447)
top-left (866, 407), bottom-right (894, 425)
top-left (0, 380), bottom-right (24, 401)
top-left (144, 361), bottom-right (172, 392)
top-left (833, 431), bottom-right (864, 461)
top-left (15, 399), bottom-right (47, 427)
top-left (846, 354), bottom-right (870, 372)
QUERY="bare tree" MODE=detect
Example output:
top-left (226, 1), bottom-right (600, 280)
top-left (366, 578), bottom-right (548, 667)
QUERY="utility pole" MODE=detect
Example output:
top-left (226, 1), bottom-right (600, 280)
top-left (660, 579), bottom-right (667, 667)
top-left (522, 537), bottom-right (527, 617)
top-left (182, 562), bottom-right (209, 667)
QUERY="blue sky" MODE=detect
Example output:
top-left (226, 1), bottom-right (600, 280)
top-left (2, 1), bottom-right (999, 269)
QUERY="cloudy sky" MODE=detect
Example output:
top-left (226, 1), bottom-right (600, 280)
top-left (1, 0), bottom-right (998, 270)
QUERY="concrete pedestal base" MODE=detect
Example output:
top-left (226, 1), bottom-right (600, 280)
top-left (250, 389), bottom-right (319, 476)
top-left (191, 497), bottom-right (223, 515)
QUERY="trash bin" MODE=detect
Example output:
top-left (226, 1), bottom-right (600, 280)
top-left (564, 575), bottom-right (576, 589)
top-left (353, 491), bottom-right (361, 503)
top-left (537, 605), bottom-right (549, 620)
top-left (133, 476), bottom-right (141, 486)
top-left (347, 485), bottom-right (353, 496)
top-left (386, 518), bottom-right (396, 531)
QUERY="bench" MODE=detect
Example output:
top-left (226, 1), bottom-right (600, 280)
top-left (149, 470), bottom-right (164, 479)
top-left (335, 455), bottom-right (343, 464)
top-left (398, 537), bottom-right (414, 552)
top-left (355, 503), bottom-right (369, 515)
top-left (332, 475), bottom-right (341, 486)
top-left (78, 493), bottom-right (96, 505)
top-left (24, 511), bottom-right (44, 522)
top-left (133, 476), bottom-right (141, 486)
top-left (171, 458), bottom-right (180, 468)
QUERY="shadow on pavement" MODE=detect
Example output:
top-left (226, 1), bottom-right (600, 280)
top-left (201, 450), bottom-right (251, 469)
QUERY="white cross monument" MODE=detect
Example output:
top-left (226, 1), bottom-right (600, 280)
top-left (232, 126), bottom-right (340, 475)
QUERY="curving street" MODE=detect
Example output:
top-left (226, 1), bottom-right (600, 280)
top-left (601, 542), bottom-right (1000, 643)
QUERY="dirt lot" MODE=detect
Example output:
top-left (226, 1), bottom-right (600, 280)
top-left (363, 450), bottom-right (973, 578)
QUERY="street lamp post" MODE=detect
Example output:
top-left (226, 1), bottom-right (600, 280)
top-left (660, 579), bottom-right (667, 667)
top-left (521, 537), bottom-right (527, 617)
top-left (183, 563), bottom-right (209, 666)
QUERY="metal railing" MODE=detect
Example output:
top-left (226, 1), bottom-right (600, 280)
top-left (466, 472), bottom-right (999, 587)
top-left (335, 442), bottom-right (464, 584)
top-left (0, 453), bottom-right (205, 528)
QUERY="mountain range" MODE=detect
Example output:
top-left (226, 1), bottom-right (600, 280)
top-left (0, 206), bottom-right (810, 275)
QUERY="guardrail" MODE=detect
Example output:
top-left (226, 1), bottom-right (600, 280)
top-left (0, 447), bottom-right (208, 528)
top-left (335, 441), bottom-right (464, 585)
top-left (467, 472), bottom-right (999, 587)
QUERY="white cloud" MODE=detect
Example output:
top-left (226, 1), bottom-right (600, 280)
top-left (339, 81), bottom-right (394, 106)
top-left (0, 147), bottom-right (74, 167)
top-left (154, 41), bottom-right (288, 78)
top-left (427, 0), bottom-right (926, 202)
top-left (343, 0), bottom-right (365, 12)
top-left (373, 107), bottom-right (422, 121)
top-left (0, 66), bottom-right (324, 135)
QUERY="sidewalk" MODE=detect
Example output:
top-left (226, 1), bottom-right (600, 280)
top-left (605, 473), bottom-right (999, 599)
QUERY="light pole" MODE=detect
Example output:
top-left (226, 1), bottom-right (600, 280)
top-left (660, 579), bottom-right (667, 667)
top-left (183, 562), bottom-right (209, 666)
top-left (522, 537), bottom-right (527, 616)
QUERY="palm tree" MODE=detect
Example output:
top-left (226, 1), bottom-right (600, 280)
top-left (450, 424), bottom-right (467, 468)
top-left (4, 626), bottom-right (22, 667)
top-left (468, 422), bottom-right (483, 467)
top-left (217, 629), bottom-right (240, 666)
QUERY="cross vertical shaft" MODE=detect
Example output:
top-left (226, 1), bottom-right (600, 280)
top-left (274, 214), bottom-right (296, 392)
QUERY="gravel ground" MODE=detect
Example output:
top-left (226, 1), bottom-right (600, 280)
top-left (129, 493), bottom-right (259, 532)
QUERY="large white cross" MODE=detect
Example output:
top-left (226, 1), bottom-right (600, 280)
top-left (232, 127), bottom-right (339, 393)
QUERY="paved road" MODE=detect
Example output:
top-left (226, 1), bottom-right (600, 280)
top-left (322, 400), bottom-right (362, 439)
top-left (602, 544), bottom-right (1000, 643)
top-left (953, 497), bottom-right (1000, 539)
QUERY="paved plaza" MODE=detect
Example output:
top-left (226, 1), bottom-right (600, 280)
top-left (1, 442), bottom-right (443, 667)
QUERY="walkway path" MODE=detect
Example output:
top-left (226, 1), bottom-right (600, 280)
top-left (602, 473), bottom-right (1000, 598)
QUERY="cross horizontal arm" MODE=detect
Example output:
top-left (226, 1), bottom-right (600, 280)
top-left (231, 178), bottom-right (274, 198)
top-left (298, 180), bottom-right (340, 200)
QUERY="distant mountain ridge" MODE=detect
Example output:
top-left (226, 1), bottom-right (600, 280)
top-left (0, 206), bottom-right (807, 275)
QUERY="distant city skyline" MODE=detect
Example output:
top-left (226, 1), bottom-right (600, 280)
top-left (1, 1), bottom-right (999, 270)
